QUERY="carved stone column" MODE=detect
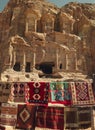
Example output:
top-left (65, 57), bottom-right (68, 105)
top-left (56, 48), bottom-right (59, 70)
top-left (21, 51), bottom-right (26, 72)
top-left (31, 51), bottom-right (36, 72)
top-left (66, 53), bottom-right (69, 70)
top-left (13, 51), bottom-right (16, 66)
top-left (75, 53), bottom-right (78, 71)
top-left (33, 52), bottom-right (36, 70)
top-left (35, 20), bottom-right (37, 32)
top-left (8, 44), bottom-right (13, 69)
top-left (26, 22), bottom-right (28, 33)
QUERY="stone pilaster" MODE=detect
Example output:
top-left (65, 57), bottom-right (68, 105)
top-left (66, 53), bottom-right (69, 70)
top-left (13, 51), bottom-right (16, 66)
top-left (25, 22), bottom-right (28, 33)
top-left (34, 20), bottom-right (37, 32)
top-left (56, 48), bottom-right (59, 70)
top-left (75, 53), bottom-right (78, 71)
top-left (31, 52), bottom-right (36, 72)
top-left (21, 51), bottom-right (26, 72)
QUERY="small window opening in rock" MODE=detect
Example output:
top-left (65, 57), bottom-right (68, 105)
top-left (25, 62), bottom-right (31, 72)
top-left (13, 62), bottom-right (20, 71)
top-left (60, 63), bottom-right (62, 69)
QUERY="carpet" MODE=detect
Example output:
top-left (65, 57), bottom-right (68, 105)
top-left (36, 106), bottom-right (64, 130)
top-left (49, 82), bottom-right (71, 105)
top-left (9, 82), bottom-right (26, 102)
top-left (0, 103), bottom-right (17, 126)
top-left (92, 107), bottom-right (95, 130)
top-left (16, 104), bottom-right (36, 129)
top-left (0, 83), bottom-right (11, 103)
top-left (64, 107), bottom-right (78, 129)
top-left (26, 82), bottom-right (49, 106)
top-left (70, 82), bottom-right (95, 105)
top-left (35, 127), bottom-right (59, 130)
top-left (78, 107), bottom-right (91, 129)
top-left (0, 126), bottom-right (5, 130)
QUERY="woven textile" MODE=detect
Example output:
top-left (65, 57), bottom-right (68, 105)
top-left (9, 82), bottom-right (27, 102)
top-left (0, 83), bottom-right (11, 103)
top-left (70, 82), bottom-right (95, 105)
top-left (0, 126), bottom-right (5, 130)
top-left (78, 107), bottom-right (91, 129)
top-left (35, 127), bottom-right (57, 130)
top-left (26, 82), bottom-right (49, 106)
top-left (92, 107), bottom-right (95, 130)
top-left (0, 83), bottom-right (2, 101)
top-left (49, 82), bottom-right (71, 105)
top-left (0, 103), bottom-right (17, 126)
top-left (16, 104), bottom-right (36, 129)
top-left (64, 107), bottom-right (78, 129)
top-left (36, 106), bottom-right (64, 130)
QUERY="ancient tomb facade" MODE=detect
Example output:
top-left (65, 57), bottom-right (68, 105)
top-left (0, 0), bottom-right (92, 77)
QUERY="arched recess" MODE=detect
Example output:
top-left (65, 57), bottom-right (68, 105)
top-left (41, 13), bottom-right (55, 33)
top-left (25, 9), bottom-right (40, 32)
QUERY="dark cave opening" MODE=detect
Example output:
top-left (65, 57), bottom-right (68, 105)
top-left (38, 62), bottom-right (55, 74)
top-left (13, 62), bottom-right (20, 71)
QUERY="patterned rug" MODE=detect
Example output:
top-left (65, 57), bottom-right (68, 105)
top-left (70, 82), bottom-right (95, 105)
top-left (0, 126), bottom-right (5, 130)
top-left (0, 83), bottom-right (3, 101)
top-left (0, 103), bottom-right (17, 126)
top-left (16, 104), bottom-right (36, 129)
top-left (26, 82), bottom-right (49, 106)
top-left (92, 107), bottom-right (95, 130)
top-left (36, 106), bottom-right (64, 130)
top-left (35, 127), bottom-right (58, 130)
top-left (78, 107), bottom-right (91, 129)
top-left (49, 82), bottom-right (71, 105)
top-left (0, 83), bottom-right (11, 103)
top-left (64, 107), bottom-right (78, 129)
top-left (9, 82), bottom-right (26, 102)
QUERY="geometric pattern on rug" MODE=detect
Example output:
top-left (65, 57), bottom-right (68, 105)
top-left (36, 106), bottom-right (64, 130)
top-left (16, 104), bottom-right (36, 129)
top-left (70, 82), bottom-right (95, 105)
top-left (64, 107), bottom-right (79, 129)
top-left (0, 83), bottom-right (11, 103)
top-left (9, 82), bottom-right (26, 102)
top-left (49, 82), bottom-right (72, 105)
top-left (0, 103), bottom-right (17, 126)
top-left (78, 107), bottom-right (91, 129)
top-left (26, 82), bottom-right (49, 106)
top-left (19, 108), bottom-right (30, 123)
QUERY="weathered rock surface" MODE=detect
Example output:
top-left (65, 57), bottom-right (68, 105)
top-left (0, 0), bottom-right (95, 81)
